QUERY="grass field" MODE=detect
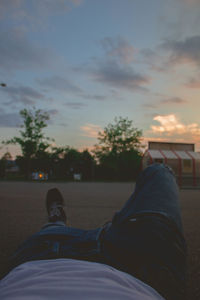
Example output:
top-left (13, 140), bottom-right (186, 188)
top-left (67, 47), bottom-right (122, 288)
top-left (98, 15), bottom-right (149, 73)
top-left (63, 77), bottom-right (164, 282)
top-left (0, 181), bottom-right (199, 299)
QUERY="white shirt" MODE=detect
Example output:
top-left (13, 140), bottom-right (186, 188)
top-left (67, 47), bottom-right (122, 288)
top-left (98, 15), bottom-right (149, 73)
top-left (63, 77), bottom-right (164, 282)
top-left (0, 258), bottom-right (164, 299)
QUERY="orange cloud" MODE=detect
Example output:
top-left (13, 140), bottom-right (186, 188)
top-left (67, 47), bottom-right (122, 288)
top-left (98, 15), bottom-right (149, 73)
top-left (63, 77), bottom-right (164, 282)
top-left (151, 114), bottom-right (200, 136)
top-left (80, 123), bottom-right (102, 138)
top-left (146, 114), bottom-right (200, 150)
top-left (81, 116), bottom-right (200, 150)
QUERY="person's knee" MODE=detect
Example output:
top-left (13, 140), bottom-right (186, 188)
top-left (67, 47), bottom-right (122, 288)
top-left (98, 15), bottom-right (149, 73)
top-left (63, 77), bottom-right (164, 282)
top-left (143, 163), bottom-right (175, 177)
top-left (140, 163), bottom-right (163, 180)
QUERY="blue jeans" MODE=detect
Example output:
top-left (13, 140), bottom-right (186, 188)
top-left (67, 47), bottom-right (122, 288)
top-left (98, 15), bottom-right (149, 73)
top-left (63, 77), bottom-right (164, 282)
top-left (9, 164), bottom-right (187, 300)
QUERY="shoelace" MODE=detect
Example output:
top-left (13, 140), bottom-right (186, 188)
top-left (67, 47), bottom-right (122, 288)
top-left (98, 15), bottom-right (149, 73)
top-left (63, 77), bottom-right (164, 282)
top-left (49, 203), bottom-right (63, 217)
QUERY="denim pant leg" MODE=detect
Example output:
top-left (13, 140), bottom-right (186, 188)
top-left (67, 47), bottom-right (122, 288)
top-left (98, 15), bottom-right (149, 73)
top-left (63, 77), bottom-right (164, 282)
top-left (8, 223), bottom-right (103, 273)
top-left (101, 164), bottom-right (187, 300)
top-left (112, 163), bottom-right (183, 232)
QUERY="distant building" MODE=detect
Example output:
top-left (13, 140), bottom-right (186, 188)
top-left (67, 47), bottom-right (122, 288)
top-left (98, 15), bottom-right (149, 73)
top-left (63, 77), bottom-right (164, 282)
top-left (142, 141), bottom-right (200, 188)
top-left (148, 141), bottom-right (194, 152)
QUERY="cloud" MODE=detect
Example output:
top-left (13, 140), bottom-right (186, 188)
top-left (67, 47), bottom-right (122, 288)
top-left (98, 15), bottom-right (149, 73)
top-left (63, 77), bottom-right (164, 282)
top-left (185, 77), bottom-right (200, 88)
top-left (0, 28), bottom-right (56, 72)
top-left (73, 36), bottom-right (150, 92)
top-left (47, 109), bottom-right (59, 116)
top-left (1, 85), bottom-right (45, 105)
top-left (0, 0), bottom-right (23, 19)
top-left (101, 36), bottom-right (135, 64)
top-left (37, 76), bottom-right (82, 94)
top-left (81, 36), bottom-right (150, 92)
top-left (0, 113), bottom-right (21, 128)
top-left (64, 102), bottom-right (87, 109)
top-left (45, 109), bottom-right (59, 125)
top-left (92, 60), bottom-right (150, 91)
top-left (0, 0), bottom-right (82, 20)
top-left (80, 123), bottom-right (102, 138)
top-left (35, 0), bottom-right (82, 15)
top-left (143, 103), bottom-right (157, 109)
top-left (145, 113), bottom-right (200, 150)
top-left (143, 97), bottom-right (187, 109)
top-left (151, 114), bottom-right (200, 136)
top-left (139, 48), bottom-right (165, 72)
top-left (161, 35), bottom-right (200, 66)
top-left (160, 97), bottom-right (187, 104)
top-left (38, 77), bottom-right (108, 102)
top-left (58, 122), bottom-right (68, 127)
top-left (141, 35), bottom-right (200, 72)
top-left (80, 94), bottom-right (107, 101)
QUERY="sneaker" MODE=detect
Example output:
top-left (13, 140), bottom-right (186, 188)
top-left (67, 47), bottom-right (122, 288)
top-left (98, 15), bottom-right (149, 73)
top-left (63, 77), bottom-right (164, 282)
top-left (46, 188), bottom-right (67, 223)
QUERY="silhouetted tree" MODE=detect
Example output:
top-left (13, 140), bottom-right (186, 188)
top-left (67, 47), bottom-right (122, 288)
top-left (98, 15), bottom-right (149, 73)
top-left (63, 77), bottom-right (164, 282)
top-left (48, 147), bottom-right (95, 181)
top-left (63, 148), bottom-right (82, 180)
top-left (94, 117), bottom-right (143, 180)
top-left (0, 152), bottom-right (12, 178)
top-left (95, 117), bottom-right (142, 155)
top-left (80, 150), bottom-right (95, 180)
top-left (3, 108), bottom-right (52, 178)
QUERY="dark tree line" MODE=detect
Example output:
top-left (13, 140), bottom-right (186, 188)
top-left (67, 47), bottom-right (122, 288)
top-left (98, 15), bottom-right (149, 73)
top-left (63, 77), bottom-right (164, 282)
top-left (1, 109), bottom-right (143, 181)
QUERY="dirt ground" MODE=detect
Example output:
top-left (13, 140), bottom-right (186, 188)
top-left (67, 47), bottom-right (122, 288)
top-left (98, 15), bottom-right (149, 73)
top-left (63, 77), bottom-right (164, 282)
top-left (0, 181), bottom-right (199, 299)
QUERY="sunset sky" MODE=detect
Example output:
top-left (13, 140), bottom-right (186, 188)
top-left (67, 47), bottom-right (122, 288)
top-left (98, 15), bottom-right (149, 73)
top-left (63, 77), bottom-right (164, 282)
top-left (0, 0), bottom-right (200, 157)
